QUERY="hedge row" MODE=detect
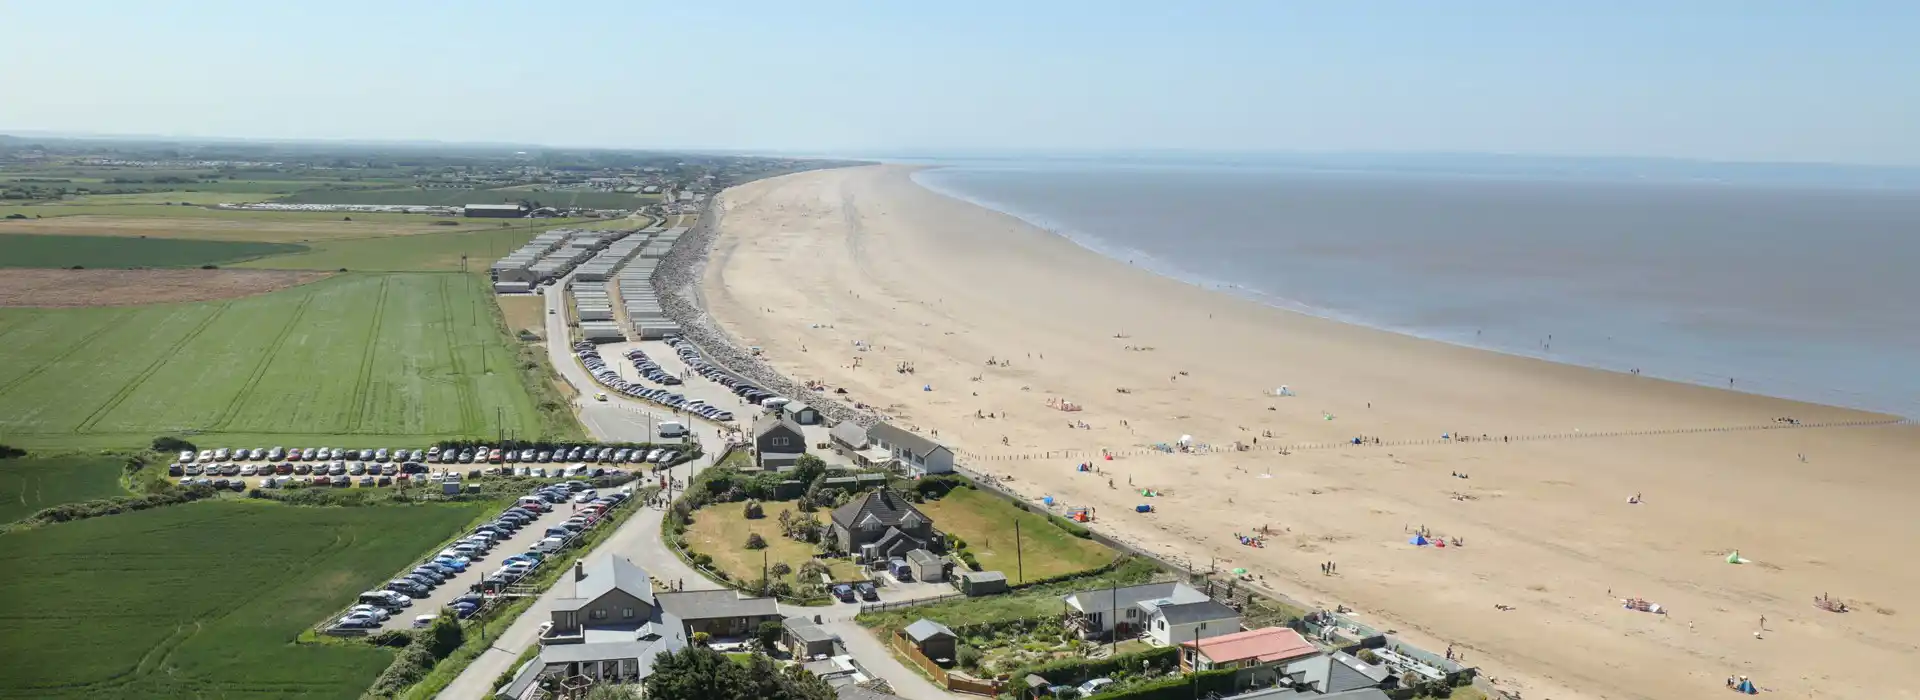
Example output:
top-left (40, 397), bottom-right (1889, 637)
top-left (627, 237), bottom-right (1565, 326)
top-left (1098, 669), bottom-right (1237, 700)
top-left (368, 612), bottom-right (464, 696)
top-left (15, 483), bottom-right (219, 528)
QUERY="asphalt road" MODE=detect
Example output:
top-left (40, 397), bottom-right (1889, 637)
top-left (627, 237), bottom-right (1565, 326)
top-left (439, 273), bottom-right (950, 699)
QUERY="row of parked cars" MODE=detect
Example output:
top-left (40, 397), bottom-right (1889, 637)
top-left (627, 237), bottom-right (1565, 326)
top-left (574, 341), bottom-right (736, 422)
top-left (621, 346), bottom-right (683, 386)
top-left (336, 483), bottom-right (633, 631)
top-left (665, 337), bottom-right (782, 407)
top-left (623, 346), bottom-right (740, 423)
top-left (181, 446), bottom-right (427, 464)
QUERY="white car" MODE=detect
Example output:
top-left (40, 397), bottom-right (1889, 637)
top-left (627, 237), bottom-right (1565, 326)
top-left (179, 450), bottom-right (196, 462)
top-left (349, 604), bottom-right (391, 621)
top-left (412, 614), bottom-right (436, 629)
top-left (239, 464), bottom-right (257, 476)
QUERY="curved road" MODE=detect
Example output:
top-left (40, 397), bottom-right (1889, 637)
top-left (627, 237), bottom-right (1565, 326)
top-left (439, 273), bottom-right (949, 699)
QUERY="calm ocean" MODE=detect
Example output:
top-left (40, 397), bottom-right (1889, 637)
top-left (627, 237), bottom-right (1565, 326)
top-left (910, 157), bottom-right (1920, 417)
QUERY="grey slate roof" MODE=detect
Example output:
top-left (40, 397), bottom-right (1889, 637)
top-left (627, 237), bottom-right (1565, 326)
top-left (655, 589), bottom-right (779, 621)
top-left (755, 412), bottom-right (805, 439)
top-left (830, 421), bottom-right (869, 448)
top-left (906, 549), bottom-right (940, 566)
top-left (868, 422), bottom-right (948, 458)
top-left (1156, 599), bottom-right (1241, 626)
top-left (785, 616), bottom-right (837, 644)
top-left (1062, 581), bottom-right (1206, 614)
top-left (830, 487), bottom-right (930, 531)
top-left (904, 618), bottom-right (955, 642)
top-left (555, 555), bottom-right (654, 611)
top-left (962, 571), bottom-right (1007, 583)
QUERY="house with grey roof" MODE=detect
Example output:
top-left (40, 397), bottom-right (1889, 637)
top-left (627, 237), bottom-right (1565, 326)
top-left (830, 487), bottom-right (943, 562)
top-left (653, 588), bottom-right (782, 637)
top-left (754, 412), bottom-right (807, 470)
top-left (1062, 581), bottom-right (1241, 646)
top-left (867, 422), bottom-right (954, 476)
top-left (784, 616), bottom-right (839, 659)
top-left (501, 555), bottom-right (687, 699)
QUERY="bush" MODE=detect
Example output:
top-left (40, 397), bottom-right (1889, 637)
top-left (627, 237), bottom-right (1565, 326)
top-left (958, 551), bottom-right (982, 571)
top-left (367, 630), bottom-right (414, 648)
top-left (744, 499), bottom-right (764, 519)
top-left (1048, 514), bottom-right (1093, 539)
top-left (756, 620), bottom-right (784, 650)
top-left (150, 436), bottom-right (196, 454)
top-left (1098, 669), bottom-right (1237, 700)
top-left (1356, 648), bottom-right (1379, 664)
top-left (19, 484), bottom-right (218, 528)
top-left (956, 644), bottom-right (983, 670)
top-left (769, 562), bottom-right (792, 578)
top-left (1013, 645), bottom-right (1180, 689)
top-left (693, 553), bottom-right (714, 567)
top-left (745, 533), bottom-right (767, 550)
top-left (0, 443), bottom-right (26, 459)
top-left (199, 264), bottom-right (218, 270)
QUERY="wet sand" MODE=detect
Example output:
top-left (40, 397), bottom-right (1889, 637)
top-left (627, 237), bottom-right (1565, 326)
top-left (702, 164), bottom-right (1920, 700)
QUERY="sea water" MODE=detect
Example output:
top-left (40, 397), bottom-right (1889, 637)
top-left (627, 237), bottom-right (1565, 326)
top-left (911, 156), bottom-right (1920, 417)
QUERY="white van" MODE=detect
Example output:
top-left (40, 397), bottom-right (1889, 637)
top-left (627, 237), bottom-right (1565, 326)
top-left (761, 397), bottom-right (789, 409)
top-left (657, 421), bottom-right (687, 438)
top-left (534, 537), bottom-right (567, 553)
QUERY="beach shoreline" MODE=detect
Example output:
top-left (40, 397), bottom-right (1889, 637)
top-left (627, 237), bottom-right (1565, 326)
top-left (699, 164), bottom-right (1920, 700)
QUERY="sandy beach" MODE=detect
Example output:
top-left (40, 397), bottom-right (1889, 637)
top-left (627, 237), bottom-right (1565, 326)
top-left (701, 164), bottom-right (1920, 700)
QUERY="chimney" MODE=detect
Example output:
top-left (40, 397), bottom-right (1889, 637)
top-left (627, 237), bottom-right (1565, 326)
top-left (575, 561), bottom-right (586, 581)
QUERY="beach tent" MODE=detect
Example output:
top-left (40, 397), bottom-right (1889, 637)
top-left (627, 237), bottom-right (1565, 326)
top-left (1135, 504), bottom-right (1153, 513)
top-left (1726, 550), bottom-right (1746, 564)
top-left (1736, 679), bottom-right (1757, 694)
top-left (1410, 534), bottom-right (1430, 546)
top-left (1042, 496), bottom-right (1055, 506)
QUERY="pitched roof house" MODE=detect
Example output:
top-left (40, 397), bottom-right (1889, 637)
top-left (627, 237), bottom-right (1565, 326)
top-left (829, 487), bottom-right (942, 560)
top-left (753, 412), bottom-right (806, 470)
top-left (867, 423), bottom-right (954, 476)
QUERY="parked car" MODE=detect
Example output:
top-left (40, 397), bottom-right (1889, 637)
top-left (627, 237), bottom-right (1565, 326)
top-left (854, 582), bottom-right (879, 601)
top-left (832, 584), bottom-right (856, 603)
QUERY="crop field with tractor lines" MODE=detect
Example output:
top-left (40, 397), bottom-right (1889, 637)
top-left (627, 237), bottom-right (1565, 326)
top-left (0, 499), bottom-right (489, 699)
top-left (0, 273), bottom-right (562, 450)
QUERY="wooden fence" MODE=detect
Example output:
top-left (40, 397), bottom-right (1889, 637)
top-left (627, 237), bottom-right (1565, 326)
top-left (889, 630), bottom-right (1005, 697)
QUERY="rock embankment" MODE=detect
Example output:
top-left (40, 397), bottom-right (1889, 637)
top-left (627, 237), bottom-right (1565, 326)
top-left (652, 198), bottom-right (874, 428)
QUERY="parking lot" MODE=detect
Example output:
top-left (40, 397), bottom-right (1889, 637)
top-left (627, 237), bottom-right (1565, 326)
top-left (165, 444), bottom-right (683, 492)
top-left (366, 502), bottom-right (581, 630)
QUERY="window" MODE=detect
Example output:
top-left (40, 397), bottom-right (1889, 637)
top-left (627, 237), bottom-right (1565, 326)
top-left (1156, 619), bottom-right (1164, 630)
top-left (591, 609), bottom-right (608, 620)
top-left (772, 437), bottom-right (789, 447)
top-left (622, 608), bottom-right (635, 619)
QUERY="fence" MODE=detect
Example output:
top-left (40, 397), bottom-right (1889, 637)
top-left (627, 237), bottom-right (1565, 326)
top-left (948, 417), bottom-right (1912, 463)
top-left (859, 591), bottom-right (965, 615)
top-left (888, 630), bottom-right (1006, 697)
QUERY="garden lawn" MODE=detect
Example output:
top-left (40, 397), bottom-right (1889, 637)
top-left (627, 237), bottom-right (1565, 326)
top-left (0, 456), bottom-right (129, 523)
top-left (856, 558), bottom-right (1163, 631)
top-left (683, 499), bottom-right (864, 585)
top-left (0, 233), bottom-right (306, 268)
top-left (0, 499), bottom-right (490, 699)
top-left (916, 487), bottom-right (1114, 583)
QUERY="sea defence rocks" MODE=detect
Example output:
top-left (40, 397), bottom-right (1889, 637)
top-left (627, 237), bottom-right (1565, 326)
top-left (653, 199), bottom-right (873, 428)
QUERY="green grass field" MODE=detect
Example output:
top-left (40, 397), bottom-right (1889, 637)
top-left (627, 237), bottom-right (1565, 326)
top-left (0, 456), bottom-right (129, 523)
top-left (683, 499), bottom-right (866, 584)
top-left (916, 487), bottom-right (1114, 583)
top-left (0, 272), bottom-right (569, 449)
top-left (65, 191), bottom-right (287, 205)
top-left (234, 224), bottom-right (564, 272)
top-left (0, 233), bottom-right (307, 268)
top-left (276, 187), bottom-right (653, 210)
top-left (0, 499), bottom-right (489, 699)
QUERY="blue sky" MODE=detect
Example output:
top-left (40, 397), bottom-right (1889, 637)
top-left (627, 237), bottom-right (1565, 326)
top-left (3, 1), bottom-right (1917, 165)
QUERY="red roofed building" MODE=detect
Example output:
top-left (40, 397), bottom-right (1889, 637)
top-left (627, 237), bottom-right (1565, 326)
top-left (1180, 626), bottom-right (1323, 688)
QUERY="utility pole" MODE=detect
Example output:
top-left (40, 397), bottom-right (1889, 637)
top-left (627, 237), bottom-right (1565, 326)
top-left (497, 407), bottom-right (504, 447)
top-left (762, 545), bottom-right (770, 596)
top-left (1190, 623), bottom-right (1204, 700)
top-left (1014, 520), bottom-right (1024, 584)
top-left (1110, 578), bottom-right (1119, 655)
